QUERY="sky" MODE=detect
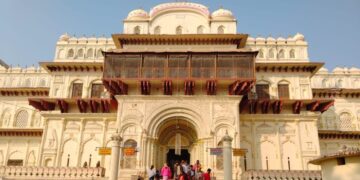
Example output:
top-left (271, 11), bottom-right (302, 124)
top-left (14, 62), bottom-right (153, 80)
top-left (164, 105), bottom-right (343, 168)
top-left (0, 0), bottom-right (359, 70)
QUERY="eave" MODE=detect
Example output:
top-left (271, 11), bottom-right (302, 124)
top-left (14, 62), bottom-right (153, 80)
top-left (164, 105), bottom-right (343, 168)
top-left (111, 34), bottom-right (249, 49)
top-left (0, 87), bottom-right (49, 97)
top-left (312, 88), bottom-right (360, 98)
top-left (40, 62), bottom-right (104, 73)
top-left (239, 97), bottom-right (334, 114)
top-left (28, 98), bottom-right (118, 113)
top-left (318, 130), bottom-right (360, 140)
top-left (255, 62), bottom-right (324, 77)
top-left (0, 129), bottom-right (43, 137)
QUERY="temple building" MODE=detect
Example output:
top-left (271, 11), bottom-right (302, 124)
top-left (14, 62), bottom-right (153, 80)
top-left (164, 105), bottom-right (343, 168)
top-left (0, 2), bottom-right (360, 180)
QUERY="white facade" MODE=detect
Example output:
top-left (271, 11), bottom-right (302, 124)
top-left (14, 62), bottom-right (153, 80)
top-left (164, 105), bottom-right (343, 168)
top-left (0, 2), bottom-right (359, 180)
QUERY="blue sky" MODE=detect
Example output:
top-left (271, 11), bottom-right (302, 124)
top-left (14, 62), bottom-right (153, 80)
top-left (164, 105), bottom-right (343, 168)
top-left (0, 0), bottom-right (359, 70)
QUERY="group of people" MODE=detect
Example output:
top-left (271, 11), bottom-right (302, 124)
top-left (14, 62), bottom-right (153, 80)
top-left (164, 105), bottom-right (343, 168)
top-left (147, 160), bottom-right (212, 180)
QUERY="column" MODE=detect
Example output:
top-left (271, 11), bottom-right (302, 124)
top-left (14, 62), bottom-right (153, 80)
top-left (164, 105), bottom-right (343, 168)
top-left (222, 131), bottom-right (233, 180)
top-left (109, 132), bottom-right (122, 180)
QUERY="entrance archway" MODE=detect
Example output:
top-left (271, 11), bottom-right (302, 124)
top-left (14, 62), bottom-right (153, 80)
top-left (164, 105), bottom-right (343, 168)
top-left (155, 118), bottom-right (198, 171)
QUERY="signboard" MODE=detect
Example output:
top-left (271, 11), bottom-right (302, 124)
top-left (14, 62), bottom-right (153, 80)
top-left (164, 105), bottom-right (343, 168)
top-left (124, 147), bottom-right (136, 156)
top-left (98, 148), bottom-right (111, 155)
top-left (210, 148), bottom-right (223, 156)
top-left (233, 148), bottom-right (247, 156)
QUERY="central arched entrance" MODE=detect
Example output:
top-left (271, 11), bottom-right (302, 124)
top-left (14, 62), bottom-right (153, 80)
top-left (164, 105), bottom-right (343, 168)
top-left (155, 118), bottom-right (198, 170)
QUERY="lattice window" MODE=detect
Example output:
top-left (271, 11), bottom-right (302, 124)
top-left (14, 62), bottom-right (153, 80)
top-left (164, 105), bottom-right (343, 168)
top-left (154, 26), bottom-right (161, 35)
top-left (217, 26), bottom-right (225, 34)
top-left (7, 159), bottom-right (23, 166)
top-left (278, 49), bottom-right (285, 59)
top-left (176, 26), bottom-right (183, 34)
top-left (289, 49), bottom-right (295, 59)
top-left (134, 26), bottom-right (141, 34)
top-left (14, 110), bottom-right (28, 128)
top-left (67, 49), bottom-right (74, 58)
top-left (256, 84), bottom-right (270, 99)
top-left (258, 49), bottom-right (264, 58)
top-left (91, 84), bottom-right (104, 98)
top-left (339, 112), bottom-right (353, 131)
top-left (197, 26), bottom-right (204, 34)
top-left (71, 83), bottom-right (83, 98)
top-left (278, 84), bottom-right (289, 99)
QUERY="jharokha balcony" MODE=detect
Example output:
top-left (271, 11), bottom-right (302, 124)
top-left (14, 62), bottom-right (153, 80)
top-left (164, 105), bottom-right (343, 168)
top-left (102, 51), bottom-right (257, 96)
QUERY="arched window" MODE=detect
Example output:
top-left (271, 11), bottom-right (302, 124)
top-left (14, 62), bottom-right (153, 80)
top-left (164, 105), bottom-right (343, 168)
top-left (176, 26), bottom-right (183, 34)
top-left (197, 25), bottom-right (205, 34)
top-left (14, 110), bottom-right (29, 128)
top-left (38, 79), bottom-right (46, 87)
top-left (256, 82), bottom-right (270, 99)
top-left (71, 80), bottom-right (83, 98)
top-left (339, 112), bottom-right (353, 131)
top-left (278, 81), bottom-right (290, 99)
top-left (336, 79), bottom-right (343, 88)
top-left (86, 48), bottom-right (93, 58)
top-left (217, 26), bottom-right (225, 34)
top-left (67, 49), bottom-right (74, 58)
top-left (258, 49), bottom-right (264, 58)
top-left (154, 26), bottom-right (161, 35)
top-left (322, 79), bottom-right (329, 88)
top-left (122, 139), bottom-right (137, 169)
top-left (23, 78), bottom-right (31, 87)
top-left (90, 82), bottom-right (104, 98)
top-left (268, 49), bottom-right (275, 59)
top-left (77, 49), bottom-right (84, 58)
top-left (278, 49), bottom-right (285, 59)
top-left (58, 49), bottom-right (65, 59)
top-left (289, 49), bottom-right (295, 59)
top-left (134, 26), bottom-right (141, 34)
top-left (97, 49), bottom-right (103, 58)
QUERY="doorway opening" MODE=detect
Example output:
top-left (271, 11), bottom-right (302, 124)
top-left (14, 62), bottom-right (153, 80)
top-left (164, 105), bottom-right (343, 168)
top-left (167, 149), bottom-right (190, 172)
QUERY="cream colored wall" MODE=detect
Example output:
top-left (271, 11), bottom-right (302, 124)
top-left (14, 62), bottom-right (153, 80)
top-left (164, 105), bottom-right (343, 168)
top-left (0, 137), bottom-right (41, 166)
top-left (0, 66), bottom-right (50, 88)
top-left (40, 114), bottom-right (116, 177)
top-left (320, 156), bottom-right (360, 180)
top-left (54, 36), bottom-right (115, 62)
top-left (256, 72), bottom-right (313, 99)
top-left (49, 71), bottom-right (103, 99)
top-left (240, 113), bottom-right (321, 171)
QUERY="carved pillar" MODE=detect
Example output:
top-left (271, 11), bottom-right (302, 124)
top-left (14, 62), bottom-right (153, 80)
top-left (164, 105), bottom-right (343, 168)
top-left (56, 118), bottom-right (66, 167)
top-left (38, 118), bottom-right (49, 166)
top-left (76, 118), bottom-right (85, 167)
top-left (222, 131), bottom-right (233, 180)
top-left (109, 132), bottom-right (122, 180)
top-left (295, 120), bottom-right (304, 169)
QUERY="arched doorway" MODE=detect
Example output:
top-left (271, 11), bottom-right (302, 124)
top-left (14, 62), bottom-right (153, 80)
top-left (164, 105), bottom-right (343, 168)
top-left (155, 118), bottom-right (198, 171)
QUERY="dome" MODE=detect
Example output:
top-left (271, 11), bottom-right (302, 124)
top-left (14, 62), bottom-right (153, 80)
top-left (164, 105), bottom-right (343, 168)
top-left (150, 2), bottom-right (210, 18)
top-left (256, 36), bottom-right (266, 42)
top-left (59, 33), bottom-right (70, 41)
top-left (266, 36), bottom-right (276, 42)
top-left (333, 67), bottom-right (345, 74)
top-left (212, 8), bottom-right (234, 20)
top-left (247, 37), bottom-right (255, 42)
top-left (277, 37), bottom-right (286, 42)
top-left (349, 67), bottom-right (360, 74)
top-left (318, 67), bottom-right (329, 73)
top-left (293, 33), bottom-right (305, 41)
top-left (127, 9), bottom-right (149, 20)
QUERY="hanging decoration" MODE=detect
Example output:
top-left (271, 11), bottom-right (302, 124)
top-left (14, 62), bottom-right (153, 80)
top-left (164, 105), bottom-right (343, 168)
top-left (175, 133), bottom-right (181, 155)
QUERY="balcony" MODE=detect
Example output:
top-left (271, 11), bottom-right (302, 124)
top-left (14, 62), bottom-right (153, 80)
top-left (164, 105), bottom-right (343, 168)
top-left (242, 170), bottom-right (322, 180)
